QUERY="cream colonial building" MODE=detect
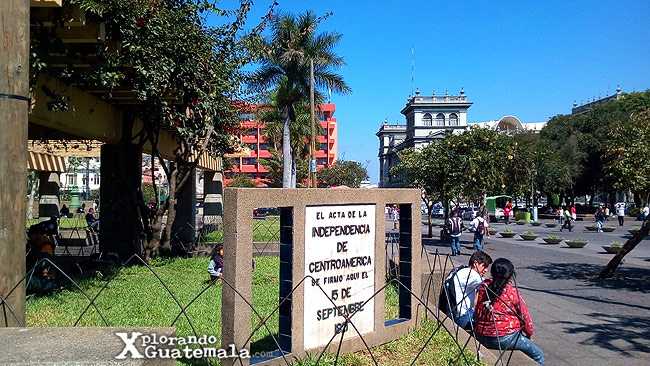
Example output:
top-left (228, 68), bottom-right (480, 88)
top-left (377, 90), bottom-right (549, 187)
top-left (377, 89), bottom-right (472, 187)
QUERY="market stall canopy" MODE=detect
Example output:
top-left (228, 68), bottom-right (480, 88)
top-left (27, 151), bottom-right (66, 172)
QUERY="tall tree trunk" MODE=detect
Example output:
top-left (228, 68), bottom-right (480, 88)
top-left (600, 217), bottom-right (649, 278)
top-left (290, 157), bottom-right (297, 188)
top-left (282, 109), bottom-right (292, 188)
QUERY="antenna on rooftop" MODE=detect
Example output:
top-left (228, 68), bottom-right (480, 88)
top-left (410, 46), bottom-right (416, 96)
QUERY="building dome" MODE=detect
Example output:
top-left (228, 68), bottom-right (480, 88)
top-left (496, 115), bottom-right (523, 132)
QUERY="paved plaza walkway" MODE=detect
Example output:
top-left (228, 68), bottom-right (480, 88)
top-left (422, 219), bottom-right (650, 366)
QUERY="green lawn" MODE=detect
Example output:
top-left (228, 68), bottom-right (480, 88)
top-left (26, 256), bottom-right (480, 365)
top-left (201, 216), bottom-right (281, 243)
top-left (27, 217), bottom-right (88, 229)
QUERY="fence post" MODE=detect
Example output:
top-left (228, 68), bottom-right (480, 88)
top-left (0, 0), bottom-right (29, 327)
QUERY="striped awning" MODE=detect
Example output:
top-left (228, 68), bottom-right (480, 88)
top-left (195, 152), bottom-right (223, 172)
top-left (28, 151), bottom-right (66, 172)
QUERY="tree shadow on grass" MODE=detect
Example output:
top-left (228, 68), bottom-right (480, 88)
top-left (525, 262), bottom-right (650, 294)
top-left (553, 312), bottom-right (650, 357)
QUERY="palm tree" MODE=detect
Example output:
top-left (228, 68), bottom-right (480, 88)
top-left (259, 100), bottom-right (321, 187)
top-left (249, 11), bottom-right (350, 187)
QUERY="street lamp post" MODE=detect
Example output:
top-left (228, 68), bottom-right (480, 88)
top-left (309, 59), bottom-right (317, 188)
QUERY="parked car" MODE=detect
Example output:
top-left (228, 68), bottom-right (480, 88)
top-left (461, 207), bottom-right (478, 221)
top-left (431, 205), bottom-right (444, 218)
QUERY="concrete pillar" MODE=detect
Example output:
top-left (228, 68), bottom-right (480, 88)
top-left (99, 144), bottom-right (143, 260)
top-left (203, 170), bottom-right (223, 230)
top-left (171, 167), bottom-right (196, 253)
top-left (38, 172), bottom-right (60, 220)
top-left (0, 0), bottom-right (29, 327)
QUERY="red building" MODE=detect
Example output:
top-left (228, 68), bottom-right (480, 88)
top-left (226, 103), bottom-right (338, 186)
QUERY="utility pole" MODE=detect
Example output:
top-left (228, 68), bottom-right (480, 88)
top-left (309, 59), bottom-right (317, 188)
top-left (0, 0), bottom-right (29, 326)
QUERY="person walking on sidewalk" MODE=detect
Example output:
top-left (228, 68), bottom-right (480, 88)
top-left (560, 206), bottom-right (573, 232)
top-left (595, 206), bottom-right (606, 233)
top-left (616, 202), bottom-right (626, 226)
top-left (447, 210), bottom-right (465, 256)
top-left (474, 258), bottom-right (545, 364)
top-left (471, 208), bottom-right (489, 251)
top-left (504, 201), bottom-right (513, 225)
top-left (570, 204), bottom-right (577, 221)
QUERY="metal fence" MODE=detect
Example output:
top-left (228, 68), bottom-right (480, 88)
top-left (3, 214), bottom-right (532, 366)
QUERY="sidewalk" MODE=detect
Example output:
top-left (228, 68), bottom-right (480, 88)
top-left (422, 220), bottom-right (650, 366)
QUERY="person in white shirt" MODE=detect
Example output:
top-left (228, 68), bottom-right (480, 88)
top-left (616, 203), bottom-right (626, 226)
top-left (446, 251), bottom-right (493, 329)
top-left (471, 208), bottom-right (489, 251)
top-left (644, 206), bottom-right (650, 221)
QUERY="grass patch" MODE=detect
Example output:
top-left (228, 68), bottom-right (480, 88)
top-left (27, 256), bottom-right (282, 348)
top-left (27, 217), bottom-right (88, 229)
top-left (27, 256), bottom-right (480, 365)
top-left (296, 319), bottom-right (482, 366)
top-left (200, 216), bottom-right (280, 243)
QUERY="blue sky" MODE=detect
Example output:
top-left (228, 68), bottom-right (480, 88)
top-left (228, 0), bottom-right (650, 183)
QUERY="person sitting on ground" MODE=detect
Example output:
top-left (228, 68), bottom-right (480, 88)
top-left (207, 244), bottom-right (224, 281)
top-left (440, 251), bottom-right (493, 330)
top-left (447, 210), bottom-right (465, 256)
top-left (85, 208), bottom-right (99, 231)
top-left (59, 204), bottom-right (70, 218)
top-left (473, 258), bottom-right (544, 365)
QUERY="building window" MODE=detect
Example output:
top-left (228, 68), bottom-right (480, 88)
top-left (92, 174), bottom-right (100, 185)
top-left (245, 129), bottom-right (258, 137)
top-left (317, 158), bottom-right (328, 166)
top-left (319, 143), bottom-right (328, 151)
top-left (422, 113), bottom-right (432, 126)
top-left (239, 113), bottom-right (255, 121)
top-left (449, 113), bottom-right (459, 126)
top-left (259, 143), bottom-right (270, 151)
top-left (66, 174), bottom-right (76, 186)
top-left (82, 176), bottom-right (88, 185)
top-left (247, 143), bottom-right (258, 151)
top-left (228, 158), bottom-right (240, 167)
top-left (435, 113), bottom-right (445, 126)
top-left (243, 157), bottom-right (257, 165)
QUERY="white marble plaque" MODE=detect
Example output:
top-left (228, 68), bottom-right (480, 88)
top-left (303, 204), bottom-right (376, 350)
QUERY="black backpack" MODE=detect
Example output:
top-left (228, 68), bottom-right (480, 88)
top-left (438, 265), bottom-right (468, 318)
top-left (476, 218), bottom-right (486, 235)
top-left (449, 217), bottom-right (462, 235)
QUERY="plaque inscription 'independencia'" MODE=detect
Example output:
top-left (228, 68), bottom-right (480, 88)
top-left (303, 204), bottom-right (376, 350)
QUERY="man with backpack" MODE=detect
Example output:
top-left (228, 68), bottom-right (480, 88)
top-left (447, 210), bottom-right (465, 256)
top-left (471, 208), bottom-right (489, 251)
top-left (439, 251), bottom-right (493, 330)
